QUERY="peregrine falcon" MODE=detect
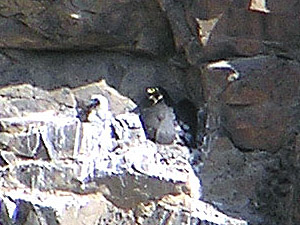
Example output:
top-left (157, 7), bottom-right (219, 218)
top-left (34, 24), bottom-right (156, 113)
top-left (87, 94), bottom-right (111, 122)
top-left (75, 94), bottom-right (110, 123)
top-left (140, 87), bottom-right (177, 144)
top-left (83, 94), bottom-right (119, 152)
top-left (139, 87), bottom-right (199, 147)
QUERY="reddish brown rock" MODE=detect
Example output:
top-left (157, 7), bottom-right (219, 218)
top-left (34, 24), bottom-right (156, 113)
top-left (199, 0), bottom-right (300, 60)
top-left (0, 0), bottom-right (174, 55)
top-left (203, 56), bottom-right (300, 151)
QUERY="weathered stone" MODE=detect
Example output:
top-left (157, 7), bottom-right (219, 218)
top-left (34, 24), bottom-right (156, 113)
top-left (0, 1), bottom-right (299, 224)
top-left (11, 199), bottom-right (59, 225)
top-left (0, 84), bottom-right (59, 117)
top-left (0, 85), bottom-right (80, 160)
top-left (296, 134), bottom-right (300, 167)
top-left (40, 119), bottom-right (81, 160)
top-left (0, 131), bottom-right (40, 158)
top-left (0, 187), bottom-right (247, 225)
top-left (50, 87), bottom-right (77, 109)
top-left (0, 197), bottom-right (11, 225)
top-left (249, 0), bottom-right (270, 13)
top-left (202, 56), bottom-right (299, 151)
top-left (200, 135), bottom-right (299, 225)
top-left (199, 54), bottom-right (300, 225)
top-left (294, 134), bottom-right (300, 225)
top-left (0, 0), bottom-right (174, 56)
top-left (201, 0), bottom-right (300, 60)
top-left (156, 0), bottom-right (203, 64)
top-left (0, 82), bottom-right (247, 225)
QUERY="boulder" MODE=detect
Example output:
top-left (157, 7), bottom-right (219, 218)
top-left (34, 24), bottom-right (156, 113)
top-left (202, 55), bottom-right (299, 151)
top-left (200, 56), bottom-right (300, 224)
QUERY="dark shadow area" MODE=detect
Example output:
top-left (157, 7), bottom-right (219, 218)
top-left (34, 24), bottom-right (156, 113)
top-left (0, 49), bottom-right (189, 106)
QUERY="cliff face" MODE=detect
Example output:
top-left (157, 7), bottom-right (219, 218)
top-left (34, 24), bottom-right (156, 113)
top-left (0, 81), bottom-right (246, 225)
top-left (0, 1), bottom-right (299, 225)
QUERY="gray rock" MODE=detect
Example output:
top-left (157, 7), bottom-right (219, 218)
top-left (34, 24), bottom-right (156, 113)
top-left (203, 56), bottom-right (299, 152)
top-left (1, 1), bottom-right (299, 224)
top-left (0, 82), bottom-right (247, 225)
top-left (199, 56), bottom-right (300, 225)
top-left (0, 197), bottom-right (11, 225)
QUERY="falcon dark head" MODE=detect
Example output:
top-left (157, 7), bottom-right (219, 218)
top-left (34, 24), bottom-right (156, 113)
top-left (89, 97), bottom-right (101, 109)
top-left (143, 86), bottom-right (199, 147)
top-left (76, 95), bottom-right (109, 122)
top-left (145, 86), bottom-right (174, 107)
top-left (146, 87), bottom-right (163, 105)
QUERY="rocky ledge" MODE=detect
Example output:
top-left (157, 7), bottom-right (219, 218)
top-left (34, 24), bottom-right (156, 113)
top-left (0, 1), bottom-right (300, 224)
top-left (0, 81), bottom-right (247, 225)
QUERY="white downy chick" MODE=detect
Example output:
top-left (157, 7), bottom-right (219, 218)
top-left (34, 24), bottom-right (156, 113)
top-left (86, 94), bottom-right (117, 153)
top-left (87, 94), bottom-right (111, 123)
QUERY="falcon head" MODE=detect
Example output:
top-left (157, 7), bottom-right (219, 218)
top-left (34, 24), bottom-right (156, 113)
top-left (146, 87), bottom-right (163, 105)
top-left (90, 94), bottom-right (109, 111)
top-left (87, 94), bottom-right (110, 122)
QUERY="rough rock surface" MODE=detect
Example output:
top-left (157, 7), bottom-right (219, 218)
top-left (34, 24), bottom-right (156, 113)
top-left (0, 1), bottom-right (299, 225)
top-left (0, 0), bottom-right (174, 55)
top-left (0, 82), bottom-right (246, 225)
top-left (202, 56), bottom-right (299, 152)
top-left (200, 56), bottom-right (299, 224)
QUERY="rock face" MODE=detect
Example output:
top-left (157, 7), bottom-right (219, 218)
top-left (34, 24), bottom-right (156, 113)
top-left (0, 0), bottom-right (174, 55)
top-left (0, 1), bottom-right (299, 225)
top-left (200, 56), bottom-right (299, 224)
top-left (0, 82), bottom-right (246, 225)
top-left (203, 56), bottom-right (299, 152)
